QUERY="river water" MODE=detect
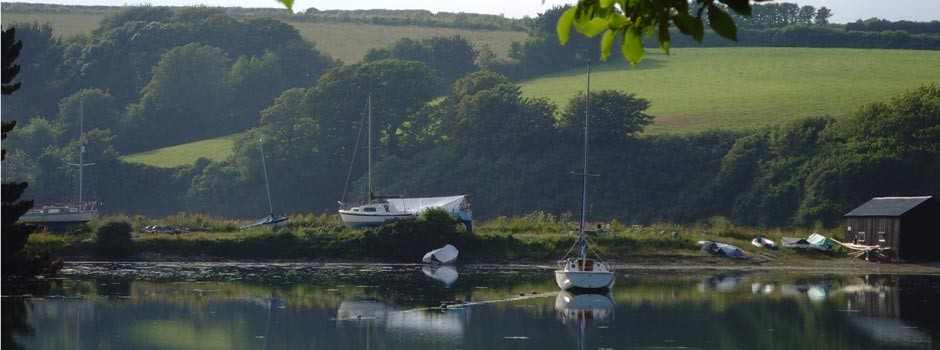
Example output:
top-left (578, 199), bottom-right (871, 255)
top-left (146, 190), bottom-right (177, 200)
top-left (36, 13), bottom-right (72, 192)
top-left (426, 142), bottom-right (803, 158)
top-left (5, 262), bottom-right (939, 349)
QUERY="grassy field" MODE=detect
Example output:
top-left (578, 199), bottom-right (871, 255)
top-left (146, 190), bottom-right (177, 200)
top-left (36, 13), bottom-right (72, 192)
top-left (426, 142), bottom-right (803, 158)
top-left (2, 12), bottom-right (524, 63)
top-left (286, 21), bottom-right (524, 63)
top-left (2, 12), bottom-right (105, 37)
top-left (121, 133), bottom-right (240, 168)
top-left (520, 47), bottom-right (940, 134)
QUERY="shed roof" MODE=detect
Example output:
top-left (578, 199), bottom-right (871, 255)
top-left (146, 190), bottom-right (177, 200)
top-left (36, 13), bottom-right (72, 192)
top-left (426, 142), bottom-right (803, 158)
top-left (844, 196), bottom-right (934, 217)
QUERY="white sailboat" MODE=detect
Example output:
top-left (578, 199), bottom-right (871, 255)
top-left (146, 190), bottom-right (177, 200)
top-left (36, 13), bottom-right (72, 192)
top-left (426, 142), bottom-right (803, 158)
top-left (338, 95), bottom-right (472, 228)
top-left (19, 97), bottom-right (98, 230)
top-left (555, 62), bottom-right (616, 291)
top-left (240, 139), bottom-right (289, 229)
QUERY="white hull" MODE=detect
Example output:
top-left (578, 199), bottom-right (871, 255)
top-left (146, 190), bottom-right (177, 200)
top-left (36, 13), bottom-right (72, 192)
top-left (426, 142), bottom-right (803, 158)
top-left (555, 270), bottom-right (616, 290)
top-left (422, 244), bottom-right (459, 264)
top-left (19, 207), bottom-right (96, 224)
top-left (338, 211), bottom-right (415, 227)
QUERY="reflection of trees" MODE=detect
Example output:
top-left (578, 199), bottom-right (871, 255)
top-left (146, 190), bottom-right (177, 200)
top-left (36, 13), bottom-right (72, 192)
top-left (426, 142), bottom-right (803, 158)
top-left (2, 299), bottom-right (33, 350)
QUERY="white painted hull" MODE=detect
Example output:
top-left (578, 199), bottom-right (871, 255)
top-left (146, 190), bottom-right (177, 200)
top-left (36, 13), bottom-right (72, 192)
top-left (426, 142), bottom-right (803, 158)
top-left (18, 209), bottom-right (96, 224)
top-left (555, 270), bottom-right (615, 290)
top-left (338, 211), bottom-right (415, 227)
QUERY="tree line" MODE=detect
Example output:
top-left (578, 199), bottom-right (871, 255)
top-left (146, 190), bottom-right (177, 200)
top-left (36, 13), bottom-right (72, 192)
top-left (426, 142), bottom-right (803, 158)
top-left (2, 5), bottom-right (938, 229)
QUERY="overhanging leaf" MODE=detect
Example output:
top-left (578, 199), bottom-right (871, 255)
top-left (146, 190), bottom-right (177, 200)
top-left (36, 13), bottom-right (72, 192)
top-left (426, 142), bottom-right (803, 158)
top-left (601, 29), bottom-right (616, 61)
top-left (557, 7), bottom-right (577, 45)
top-left (719, 0), bottom-right (752, 16)
top-left (275, 0), bottom-right (293, 12)
top-left (622, 26), bottom-right (645, 67)
top-left (692, 15), bottom-right (705, 43)
top-left (575, 17), bottom-right (610, 38)
top-left (708, 3), bottom-right (738, 41)
top-left (607, 13), bottom-right (629, 29)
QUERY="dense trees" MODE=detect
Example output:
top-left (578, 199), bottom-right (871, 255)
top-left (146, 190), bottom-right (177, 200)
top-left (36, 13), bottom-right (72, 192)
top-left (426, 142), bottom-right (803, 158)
top-left (3, 4), bottom-right (938, 229)
top-left (364, 36), bottom-right (477, 87)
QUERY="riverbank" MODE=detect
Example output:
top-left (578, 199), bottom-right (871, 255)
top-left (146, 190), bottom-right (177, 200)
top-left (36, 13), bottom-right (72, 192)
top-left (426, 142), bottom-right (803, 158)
top-left (25, 216), bottom-right (940, 275)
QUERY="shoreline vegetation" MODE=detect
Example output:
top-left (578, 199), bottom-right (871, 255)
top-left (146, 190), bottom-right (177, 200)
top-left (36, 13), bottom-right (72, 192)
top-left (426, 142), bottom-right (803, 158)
top-left (26, 212), bottom-right (940, 275)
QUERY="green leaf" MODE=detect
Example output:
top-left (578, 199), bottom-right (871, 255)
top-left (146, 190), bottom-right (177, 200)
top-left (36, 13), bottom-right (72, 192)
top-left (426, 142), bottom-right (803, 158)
top-left (692, 15), bottom-right (705, 43)
top-left (607, 13), bottom-right (629, 29)
top-left (719, 0), bottom-right (752, 16)
top-left (275, 0), bottom-right (293, 12)
top-left (599, 0), bottom-right (615, 8)
top-left (557, 7), bottom-right (577, 45)
top-left (601, 29), bottom-right (616, 61)
top-left (576, 17), bottom-right (610, 38)
top-left (673, 12), bottom-right (694, 35)
top-left (708, 3), bottom-right (738, 41)
top-left (622, 26), bottom-right (645, 67)
top-left (658, 21), bottom-right (671, 54)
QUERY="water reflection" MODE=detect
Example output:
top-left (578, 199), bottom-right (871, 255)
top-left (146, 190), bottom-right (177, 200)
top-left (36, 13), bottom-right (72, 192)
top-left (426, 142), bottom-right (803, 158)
top-left (554, 292), bottom-right (614, 350)
top-left (5, 263), bottom-right (938, 349)
top-left (421, 265), bottom-right (458, 287)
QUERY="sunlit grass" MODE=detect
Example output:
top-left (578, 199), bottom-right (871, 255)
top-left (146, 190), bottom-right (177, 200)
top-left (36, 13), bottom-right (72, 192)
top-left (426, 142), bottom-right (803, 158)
top-left (121, 133), bottom-right (240, 168)
top-left (520, 47), bottom-right (940, 134)
top-left (1, 11), bottom-right (525, 64)
top-left (286, 21), bottom-right (525, 63)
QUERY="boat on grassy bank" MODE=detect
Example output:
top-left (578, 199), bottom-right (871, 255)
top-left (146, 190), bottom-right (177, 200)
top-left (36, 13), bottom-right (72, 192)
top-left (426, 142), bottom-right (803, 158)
top-left (240, 139), bottom-right (289, 230)
top-left (337, 95), bottom-right (472, 228)
top-left (19, 97), bottom-right (98, 231)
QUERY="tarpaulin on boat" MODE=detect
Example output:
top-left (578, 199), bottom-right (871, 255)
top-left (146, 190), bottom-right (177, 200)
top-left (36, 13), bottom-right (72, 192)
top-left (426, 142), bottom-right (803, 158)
top-left (387, 195), bottom-right (467, 215)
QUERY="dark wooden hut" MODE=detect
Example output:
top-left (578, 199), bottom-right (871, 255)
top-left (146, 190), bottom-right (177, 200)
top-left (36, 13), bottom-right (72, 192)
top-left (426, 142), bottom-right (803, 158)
top-left (843, 196), bottom-right (940, 261)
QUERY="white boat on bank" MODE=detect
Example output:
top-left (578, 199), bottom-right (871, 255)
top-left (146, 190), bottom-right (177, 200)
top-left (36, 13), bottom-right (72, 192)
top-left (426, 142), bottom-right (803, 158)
top-left (422, 244), bottom-right (459, 264)
top-left (338, 95), bottom-right (472, 228)
top-left (554, 62), bottom-right (615, 291)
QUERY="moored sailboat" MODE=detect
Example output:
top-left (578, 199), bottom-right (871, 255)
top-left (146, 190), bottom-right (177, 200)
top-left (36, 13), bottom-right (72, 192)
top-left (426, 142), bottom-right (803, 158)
top-left (554, 62), bottom-right (615, 291)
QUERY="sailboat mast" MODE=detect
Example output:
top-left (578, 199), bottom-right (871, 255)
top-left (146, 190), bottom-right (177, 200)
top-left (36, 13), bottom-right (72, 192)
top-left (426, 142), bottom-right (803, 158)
top-left (367, 94), bottom-right (373, 201)
top-left (79, 97), bottom-right (84, 207)
top-left (579, 61), bottom-right (591, 260)
top-left (259, 139), bottom-right (274, 215)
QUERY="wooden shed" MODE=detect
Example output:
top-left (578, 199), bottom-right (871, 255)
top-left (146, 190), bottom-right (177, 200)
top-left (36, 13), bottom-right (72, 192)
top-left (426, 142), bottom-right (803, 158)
top-left (843, 196), bottom-right (940, 261)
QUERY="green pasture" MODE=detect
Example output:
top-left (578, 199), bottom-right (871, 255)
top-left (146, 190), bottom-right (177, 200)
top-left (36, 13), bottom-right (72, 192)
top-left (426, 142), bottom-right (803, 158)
top-left (286, 21), bottom-right (525, 63)
top-left (2, 12), bottom-right (105, 37)
top-left (1, 11), bottom-right (524, 63)
top-left (121, 133), bottom-right (240, 168)
top-left (520, 47), bottom-right (940, 134)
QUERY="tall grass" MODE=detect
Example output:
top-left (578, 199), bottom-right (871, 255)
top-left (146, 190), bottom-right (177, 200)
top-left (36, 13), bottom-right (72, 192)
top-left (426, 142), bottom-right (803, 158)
top-left (26, 212), bottom-right (845, 261)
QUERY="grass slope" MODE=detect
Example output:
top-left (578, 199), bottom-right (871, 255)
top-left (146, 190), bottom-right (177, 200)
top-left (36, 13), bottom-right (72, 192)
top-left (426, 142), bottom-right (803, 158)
top-left (286, 21), bottom-right (524, 63)
top-left (520, 47), bottom-right (940, 134)
top-left (2, 12), bottom-right (524, 62)
top-left (122, 133), bottom-right (240, 168)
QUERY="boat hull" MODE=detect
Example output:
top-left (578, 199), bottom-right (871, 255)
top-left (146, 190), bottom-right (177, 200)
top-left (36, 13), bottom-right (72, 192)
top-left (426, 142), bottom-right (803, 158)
top-left (18, 210), bottom-right (96, 225)
top-left (338, 211), bottom-right (415, 227)
top-left (555, 270), bottom-right (616, 291)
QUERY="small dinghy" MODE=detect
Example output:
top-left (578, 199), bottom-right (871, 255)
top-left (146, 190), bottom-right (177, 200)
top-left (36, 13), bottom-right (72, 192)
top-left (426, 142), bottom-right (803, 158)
top-left (751, 237), bottom-right (777, 249)
top-left (422, 244), bottom-right (459, 264)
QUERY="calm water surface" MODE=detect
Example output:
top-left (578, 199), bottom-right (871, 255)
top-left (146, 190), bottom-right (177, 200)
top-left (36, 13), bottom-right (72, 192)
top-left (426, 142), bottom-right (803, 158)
top-left (5, 262), bottom-right (939, 349)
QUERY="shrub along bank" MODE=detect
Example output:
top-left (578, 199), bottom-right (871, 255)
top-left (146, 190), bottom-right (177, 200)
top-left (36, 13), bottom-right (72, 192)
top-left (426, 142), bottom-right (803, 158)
top-left (27, 210), bottom-right (841, 262)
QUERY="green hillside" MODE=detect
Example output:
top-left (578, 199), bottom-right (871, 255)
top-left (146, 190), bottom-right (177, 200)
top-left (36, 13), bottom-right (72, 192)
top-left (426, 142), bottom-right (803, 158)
top-left (121, 133), bottom-right (240, 168)
top-left (286, 21), bottom-right (524, 63)
top-left (1, 12), bottom-right (524, 62)
top-left (520, 47), bottom-right (940, 134)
